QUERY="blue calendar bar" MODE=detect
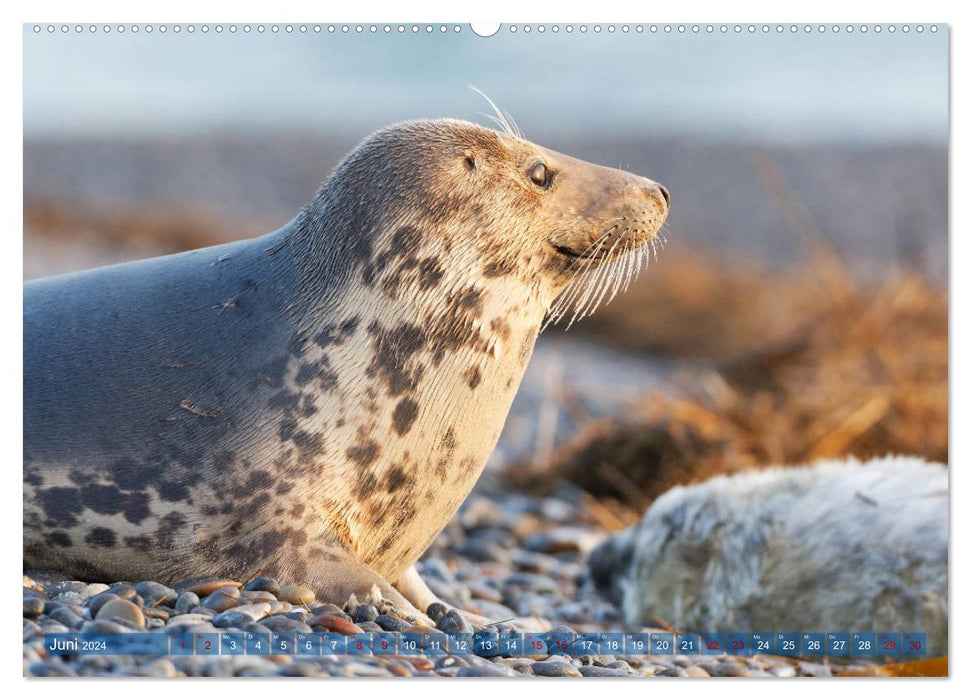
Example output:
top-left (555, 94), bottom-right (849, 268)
top-left (624, 632), bottom-right (649, 655)
top-left (42, 630), bottom-right (938, 658)
top-left (448, 633), bottom-right (473, 655)
top-left (726, 633), bottom-right (750, 656)
top-left (472, 630), bottom-right (499, 656)
top-left (700, 632), bottom-right (725, 655)
top-left (548, 631), bottom-right (573, 655)
top-left (902, 633), bottom-right (927, 656)
top-left (295, 633), bottom-right (320, 656)
top-left (827, 633), bottom-right (851, 656)
top-left (801, 633), bottom-right (824, 656)
top-left (650, 632), bottom-right (674, 655)
top-left (245, 632), bottom-right (271, 655)
top-left (877, 633), bottom-right (902, 656)
top-left (272, 633), bottom-right (294, 655)
top-left (853, 633), bottom-right (877, 656)
top-left (676, 633), bottom-right (699, 655)
top-left (221, 632), bottom-right (246, 655)
top-left (572, 633), bottom-right (599, 656)
top-left (44, 633), bottom-right (170, 656)
top-left (320, 633), bottom-right (346, 655)
top-left (195, 633), bottom-right (220, 655)
top-left (346, 634), bottom-right (372, 655)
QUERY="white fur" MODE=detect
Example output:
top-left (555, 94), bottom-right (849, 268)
top-left (591, 456), bottom-right (948, 653)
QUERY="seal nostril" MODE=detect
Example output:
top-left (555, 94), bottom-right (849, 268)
top-left (658, 185), bottom-right (671, 208)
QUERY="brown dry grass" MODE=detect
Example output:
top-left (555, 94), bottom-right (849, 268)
top-left (507, 246), bottom-right (947, 527)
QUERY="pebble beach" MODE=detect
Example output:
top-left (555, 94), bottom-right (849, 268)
top-left (25, 483), bottom-right (858, 678)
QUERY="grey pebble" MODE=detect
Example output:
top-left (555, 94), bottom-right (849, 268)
top-left (86, 591), bottom-right (121, 617)
top-left (261, 614), bottom-right (312, 633)
top-left (244, 576), bottom-right (281, 595)
top-left (579, 665), bottom-right (632, 677)
top-left (211, 611), bottom-right (253, 628)
top-left (436, 609), bottom-right (473, 634)
top-left (352, 603), bottom-right (379, 623)
top-left (457, 663), bottom-right (519, 677)
top-left (658, 666), bottom-right (690, 677)
top-left (426, 602), bottom-right (449, 622)
top-left (174, 591), bottom-right (200, 615)
top-left (201, 587), bottom-right (241, 613)
top-left (375, 614), bottom-right (409, 631)
top-left (23, 596), bottom-right (44, 618)
top-left (48, 605), bottom-right (85, 629)
top-left (532, 659), bottom-right (583, 677)
top-left (29, 659), bottom-right (79, 677)
top-left (134, 581), bottom-right (178, 606)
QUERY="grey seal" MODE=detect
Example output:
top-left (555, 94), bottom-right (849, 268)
top-left (24, 118), bottom-right (669, 624)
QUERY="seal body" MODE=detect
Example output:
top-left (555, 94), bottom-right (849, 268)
top-left (588, 456), bottom-right (948, 653)
top-left (24, 119), bottom-right (669, 617)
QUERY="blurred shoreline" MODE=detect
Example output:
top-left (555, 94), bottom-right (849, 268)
top-left (24, 133), bottom-right (947, 282)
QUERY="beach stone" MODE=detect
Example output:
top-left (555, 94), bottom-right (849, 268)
top-left (142, 659), bottom-right (177, 678)
top-left (436, 610), bottom-right (473, 634)
top-left (375, 614), bottom-right (409, 631)
top-left (244, 577), bottom-right (281, 594)
top-left (308, 614), bottom-right (363, 634)
top-left (525, 527), bottom-right (602, 555)
top-left (23, 596), bottom-right (44, 618)
top-left (531, 658), bottom-right (582, 677)
top-left (175, 578), bottom-right (242, 597)
top-left (457, 663), bottom-right (518, 677)
top-left (201, 586), bottom-right (241, 612)
top-left (797, 661), bottom-right (832, 677)
top-left (174, 591), bottom-right (200, 614)
top-left (769, 664), bottom-right (797, 677)
top-left (80, 619), bottom-right (131, 634)
top-left (211, 611), bottom-right (254, 629)
top-left (95, 598), bottom-right (145, 627)
top-left (278, 584), bottom-right (315, 605)
top-left (134, 581), bottom-right (178, 606)
top-left (310, 603), bottom-right (348, 618)
top-left (658, 666), bottom-right (689, 677)
top-left (53, 591), bottom-right (85, 606)
top-left (48, 605), bottom-right (85, 629)
top-left (29, 659), bottom-right (79, 677)
top-left (79, 583), bottom-right (110, 600)
top-left (105, 583), bottom-right (137, 600)
top-left (466, 582), bottom-right (503, 603)
top-left (352, 603), bottom-right (379, 623)
top-left (579, 665), bottom-right (631, 677)
top-left (426, 602), bottom-right (448, 622)
top-left (357, 621), bottom-right (383, 633)
top-left (262, 615), bottom-right (312, 633)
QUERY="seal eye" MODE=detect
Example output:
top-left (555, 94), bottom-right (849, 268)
top-left (529, 162), bottom-right (552, 189)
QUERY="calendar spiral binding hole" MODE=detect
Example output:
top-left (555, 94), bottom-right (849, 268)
top-left (28, 24), bottom-right (943, 36)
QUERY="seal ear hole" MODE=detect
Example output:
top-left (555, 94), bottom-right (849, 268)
top-left (463, 154), bottom-right (476, 171)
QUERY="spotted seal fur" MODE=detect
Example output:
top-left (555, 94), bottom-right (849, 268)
top-left (23, 118), bottom-right (669, 624)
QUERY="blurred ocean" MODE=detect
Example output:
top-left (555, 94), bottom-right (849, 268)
top-left (23, 25), bottom-right (948, 145)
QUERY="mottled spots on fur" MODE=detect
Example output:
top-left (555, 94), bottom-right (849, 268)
top-left (35, 487), bottom-right (83, 527)
top-left (464, 366), bottom-right (482, 390)
top-left (366, 321), bottom-right (427, 397)
top-left (347, 438), bottom-right (381, 468)
top-left (313, 316), bottom-right (360, 348)
top-left (84, 527), bottom-right (117, 547)
top-left (392, 398), bottom-right (419, 436)
top-left (48, 530), bottom-right (73, 547)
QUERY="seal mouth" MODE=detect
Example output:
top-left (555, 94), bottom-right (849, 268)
top-left (544, 224), bottom-right (666, 331)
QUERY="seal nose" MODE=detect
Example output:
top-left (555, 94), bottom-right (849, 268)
top-left (657, 184), bottom-right (671, 209)
top-left (639, 181), bottom-right (670, 211)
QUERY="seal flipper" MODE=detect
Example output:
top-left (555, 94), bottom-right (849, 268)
top-left (394, 564), bottom-right (550, 632)
top-left (305, 557), bottom-right (435, 627)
